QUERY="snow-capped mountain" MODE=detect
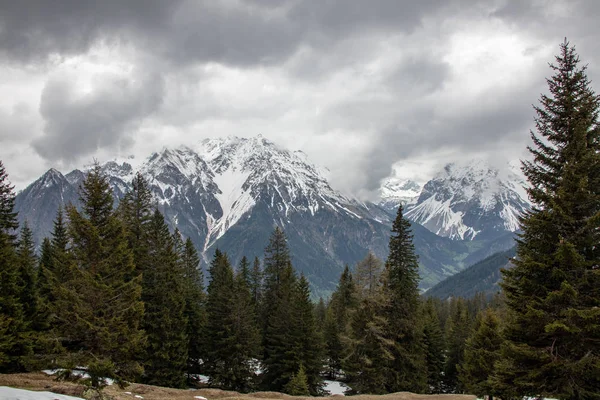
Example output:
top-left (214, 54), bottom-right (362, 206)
top-left (379, 178), bottom-right (421, 212)
top-left (405, 159), bottom-right (531, 241)
top-left (14, 137), bottom-right (519, 294)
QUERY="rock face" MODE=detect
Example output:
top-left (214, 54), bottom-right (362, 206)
top-left (14, 137), bottom-right (519, 295)
top-left (405, 159), bottom-right (531, 241)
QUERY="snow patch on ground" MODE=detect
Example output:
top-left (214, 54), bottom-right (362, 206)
top-left (0, 386), bottom-right (84, 400)
top-left (323, 380), bottom-right (349, 395)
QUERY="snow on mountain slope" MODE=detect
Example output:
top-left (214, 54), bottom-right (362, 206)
top-left (405, 158), bottom-right (531, 240)
top-left (379, 177), bottom-right (421, 212)
top-left (195, 136), bottom-right (371, 248)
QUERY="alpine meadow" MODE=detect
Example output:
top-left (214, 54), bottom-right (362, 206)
top-left (1, 2), bottom-right (600, 400)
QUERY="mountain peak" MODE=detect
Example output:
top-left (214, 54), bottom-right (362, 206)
top-left (406, 158), bottom-right (530, 240)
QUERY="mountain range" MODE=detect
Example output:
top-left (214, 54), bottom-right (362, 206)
top-left (14, 136), bottom-right (530, 296)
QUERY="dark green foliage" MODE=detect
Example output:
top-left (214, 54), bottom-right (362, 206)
top-left (249, 256), bottom-right (263, 307)
top-left (421, 298), bottom-right (445, 394)
top-left (180, 237), bottom-right (207, 377)
top-left (0, 162), bottom-right (31, 372)
top-left (55, 164), bottom-right (145, 387)
top-left (325, 265), bottom-right (358, 379)
top-left (284, 365), bottom-right (310, 396)
top-left (261, 227), bottom-right (323, 394)
top-left (426, 247), bottom-right (516, 300)
top-left (119, 173), bottom-right (154, 275)
top-left (459, 309), bottom-right (503, 399)
top-left (141, 210), bottom-right (188, 388)
top-left (205, 250), bottom-right (260, 392)
top-left (384, 205), bottom-right (426, 393)
top-left (498, 41), bottom-right (600, 400)
top-left (292, 275), bottom-right (324, 395)
top-left (343, 253), bottom-right (392, 394)
top-left (0, 161), bottom-right (18, 240)
top-left (314, 297), bottom-right (327, 333)
top-left (16, 222), bottom-right (39, 322)
top-left (443, 298), bottom-right (473, 393)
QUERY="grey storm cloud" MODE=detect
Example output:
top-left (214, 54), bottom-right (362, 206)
top-left (33, 71), bottom-right (164, 162)
top-left (2, 0), bottom-right (600, 194)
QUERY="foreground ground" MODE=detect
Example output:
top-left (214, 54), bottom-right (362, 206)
top-left (0, 372), bottom-right (477, 400)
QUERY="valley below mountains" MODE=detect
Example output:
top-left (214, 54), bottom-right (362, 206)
top-left (14, 136), bottom-right (530, 296)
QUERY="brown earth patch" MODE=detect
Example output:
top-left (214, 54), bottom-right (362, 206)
top-left (0, 372), bottom-right (477, 400)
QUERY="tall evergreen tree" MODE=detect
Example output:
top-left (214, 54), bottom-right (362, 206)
top-left (292, 275), bottom-right (324, 395)
top-left (16, 222), bottom-right (39, 322)
top-left (141, 210), bottom-right (188, 388)
top-left (343, 253), bottom-right (392, 394)
top-left (384, 205), bottom-right (426, 393)
top-left (325, 265), bottom-right (358, 379)
top-left (459, 309), bottom-right (503, 400)
top-left (497, 41), bottom-right (600, 400)
top-left (422, 298), bottom-right (445, 394)
top-left (0, 161), bottom-right (30, 372)
top-left (205, 250), bottom-right (260, 391)
top-left (180, 237), bottom-right (207, 378)
top-left (119, 172), bottom-right (153, 274)
top-left (443, 298), bottom-right (472, 393)
top-left (249, 256), bottom-right (263, 310)
top-left (56, 164), bottom-right (144, 387)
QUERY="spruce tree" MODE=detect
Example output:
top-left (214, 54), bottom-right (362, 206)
top-left (459, 309), bottom-right (503, 400)
top-left (343, 253), bottom-right (392, 394)
top-left (141, 210), bottom-right (188, 388)
top-left (118, 172), bottom-right (153, 274)
top-left (16, 222), bottom-right (39, 323)
top-left (284, 365), bottom-right (310, 396)
top-left (249, 256), bottom-right (263, 310)
top-left (384, 205), bottom-right (426, 393)
top-left (0, 161), bottom-right (31, 372)
top-left (205, 249), bottom-right (260, 391)
top-left (180, 237), bottom-right (207, 377)
top-left (443, 298), bottom-right (472, 393)
top-left (497, 41), bottom-right (600, 400)
top-left (325, 265), bottom-right (358, 379)
top-left (422, 298), bottom-right (445, 394)
top-left (57, 164), bottom-right (144, 387)
top-left (292, 275), bottom-right (324, 395)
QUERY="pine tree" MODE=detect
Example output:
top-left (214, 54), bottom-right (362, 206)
top-left (0, 161), bottom-right (31, 372)
top-left (284, 364), bottom-right (310, 396)
top-left (262, 261), bottom-right (299, 392)
top-left (119, 172), bottom-right (153, 275)
top-left (325, 265), bottom-right (358, 379)
top-left (16, 222), bottom-right (39, 322)
top-left (238, 256), bottom-right (251, 284)
top-left (249, 256), bottom-right (263, 310)
top-left (459, 309), bottom-right (503, 400)
top-left (0, 161), bottom-right (18, 240)
top-left (497, 41), bottom-right (600, 400)
top-left (292, 275), bottom-right (324, 395)
top-left (56, 164), bottom-right (144, 387)
top-left (343, 253), bottom-right (392, 394)
top-left (314, 297), bottom-right (327, 333)
top-left (141, 210), bottom-right (188, 388)
top-left (443, 298), bottom-right (472, 393)
top-left (180, 237), bottom-right (207, 377)
top-left (205, 250), bottom-right (260, 391)
top-left (422, 298), bottom-right (445, 394)
top-left (384, 205), bottom-right (427, 393)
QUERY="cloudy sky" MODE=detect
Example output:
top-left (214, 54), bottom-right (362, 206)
top-left (1, 0), bottom-right (599, 197)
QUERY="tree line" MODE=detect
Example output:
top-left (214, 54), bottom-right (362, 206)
top-left (1, 40), bottom-right (599, 399)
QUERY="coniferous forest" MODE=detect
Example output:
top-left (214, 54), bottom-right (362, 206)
top-left (0, 42), bottom-right (599, 400)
